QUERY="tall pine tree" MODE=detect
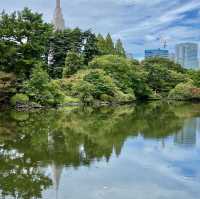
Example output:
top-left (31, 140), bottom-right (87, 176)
top-left (105, 33), bottom-right (115, 54)
top-left (96, 34), bottom-right (106, 55)
top-left (115, 39), bottom-right (126, 57)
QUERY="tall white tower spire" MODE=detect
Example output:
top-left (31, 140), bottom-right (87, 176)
top-left (53, 0), bottom-right (65, 31)
top-left (57, 0), bottom-right (61, 8)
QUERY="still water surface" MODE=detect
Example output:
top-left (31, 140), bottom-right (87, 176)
top-left (0, 102), bottom-right (200, 199)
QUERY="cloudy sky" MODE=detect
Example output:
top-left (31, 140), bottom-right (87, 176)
top-left (1, 0), bottom-right (200, 59)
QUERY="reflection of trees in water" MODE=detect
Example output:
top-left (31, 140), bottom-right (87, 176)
top-left (0, 102), bottom-right (200, 198)
top-left (0, 149), bottom-right (52, 199)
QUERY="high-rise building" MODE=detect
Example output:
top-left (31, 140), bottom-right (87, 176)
top-left (145, 48), bottom-right (169, 59)
top-left (175, 43), bottom-right (199, 69)
top-left (53, 0), bottom-right (65, 31)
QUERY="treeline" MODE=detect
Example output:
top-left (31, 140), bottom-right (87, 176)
top-left (1, 8), bottom-right (200, 107)
top-left (0, 8), bottom-right (125, 79)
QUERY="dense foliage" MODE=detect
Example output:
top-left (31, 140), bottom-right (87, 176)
top-left (22, 64), bottom-right (64, 105)
top-left (63, 51), bottom-right (84, 76)
top-left (96, 34), bottom-right (126, 57)
top-left (0, 8), bottom-right (52, 78)
top-left (89, 55), bottom-right (151, 99)
top-left (1, 8), bottom-right (200, 107)
top-left (169, 81), bottom-right (200, 101)
top-left (143, 58), bottom-right (188, 95)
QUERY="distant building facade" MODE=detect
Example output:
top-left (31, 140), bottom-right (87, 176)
top-left (145, 49), bottom-right (169, 59)
top-left (175, 43), bottom-right (199, 69)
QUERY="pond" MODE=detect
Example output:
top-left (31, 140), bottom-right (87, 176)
top-left (0, 102), bottom-right (200, 199)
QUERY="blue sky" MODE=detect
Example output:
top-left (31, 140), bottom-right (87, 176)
top-left (1, 0), bottom-right (200, 59)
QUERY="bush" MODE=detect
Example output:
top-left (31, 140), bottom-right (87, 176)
top-left (168, 81), bottom-right (200, 101)
top-left (83, 70), bottom-right (116, 99)
top-left (143, 57), bottom-right (188, 95)
top-left (89, 55), bottom-right (152, 99)
top-left (142, 57), bottom-right (184, 73)
top-left (72, 81), bottom-right (95, 103)
top-left (10, 94), bottom-right (29, 106)
top-left (23, 64), bottom-right (64, 106)
top-left (63, 51), bottom-right (84, 76)
top-left (57, 69), bottom-right (136, 103)
top-left (47, 81), bottom-right (65, 105)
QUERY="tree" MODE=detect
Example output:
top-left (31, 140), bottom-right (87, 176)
top-left (0, 8), bottom-right (52, 78)
top-left (47, 28), bottom-right (97, 78)
top-left (23, 63), bottom-right (64, 105)
top-left (47, 28), bottom-right (84, 79)
top-left (142, 57), bottom-right (184, 73)
top-left (143, 58), bottom-right (188, 94)
top-left (169, 80), bottom-right (200, 101)
top-left (63, 51), bottom-right (84, 76)
top-left (82, 30), bottom-right (99, 64)
top-left (187, 69), bottom-right (200, 87)
top-left (105, 33), bottom-right (115, 54)
top-left (89, 55), bottom-right (152, 99)
top-left (96, 34), bottom-right (126, 57)
top-left (96, 34), bottom-right (107, 55)
top-left (115, 39), bottom-right (126, 57)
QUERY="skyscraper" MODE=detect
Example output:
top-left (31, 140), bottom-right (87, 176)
top-left (53, 0), bottom-right (65, 31)
top-left (175, 43), bottom-right (199, 69)
top-left (145, 48), bottom-right (169, 59)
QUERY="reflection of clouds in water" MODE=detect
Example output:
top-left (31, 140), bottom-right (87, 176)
top-left (2, 104), bottom-right (200, 199)
top-left (43, 122), bottom-right (200, 199)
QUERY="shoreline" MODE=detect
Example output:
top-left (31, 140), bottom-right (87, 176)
top-left (1, 99), bottom-right (199, 112)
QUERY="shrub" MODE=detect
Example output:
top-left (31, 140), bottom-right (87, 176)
top-left (168, 81), bottom-right (200, 101)
top-left (142, 57), bottom-right (184, 73)
top-left (63, 51), bottom-right (84, 76)
top-left (23, 64), bottom-right (64, 105)
top-left (143, 57), bottom-right (188, 95)
top-left (72, 81), bottom-right (95, 103)
top-left (89, 55), bottom-right (152, 99)
top-left (10, 94), bottom-right (29, 106)
top-left (47, 81), bottom-right (65, 105)
top-left (83, 70), bottom-right (116, 99)
top-left (57, 69), bottom-right (136, 103)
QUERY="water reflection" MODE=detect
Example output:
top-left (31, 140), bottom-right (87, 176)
top-left (0, 102), bottom-right (200, 198)
top-left (174, 118), bottom-right (197, 147)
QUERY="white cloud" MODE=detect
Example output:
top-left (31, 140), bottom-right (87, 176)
top-left (1, 0), bottom-right (200, 58)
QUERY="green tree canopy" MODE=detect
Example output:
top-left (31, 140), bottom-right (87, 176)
top-left (104, 33), bottom-right (115, 54)
top-left (89, 55), bottom-right (152, 99)
top-left (0, 8), bottom-right (52, 78)
top-left (64, 51), bottom-right (84, 76)
top-left (115, 39), bottom-right (126, 57)
top-left (143, 58), bottom-right (189, 94)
